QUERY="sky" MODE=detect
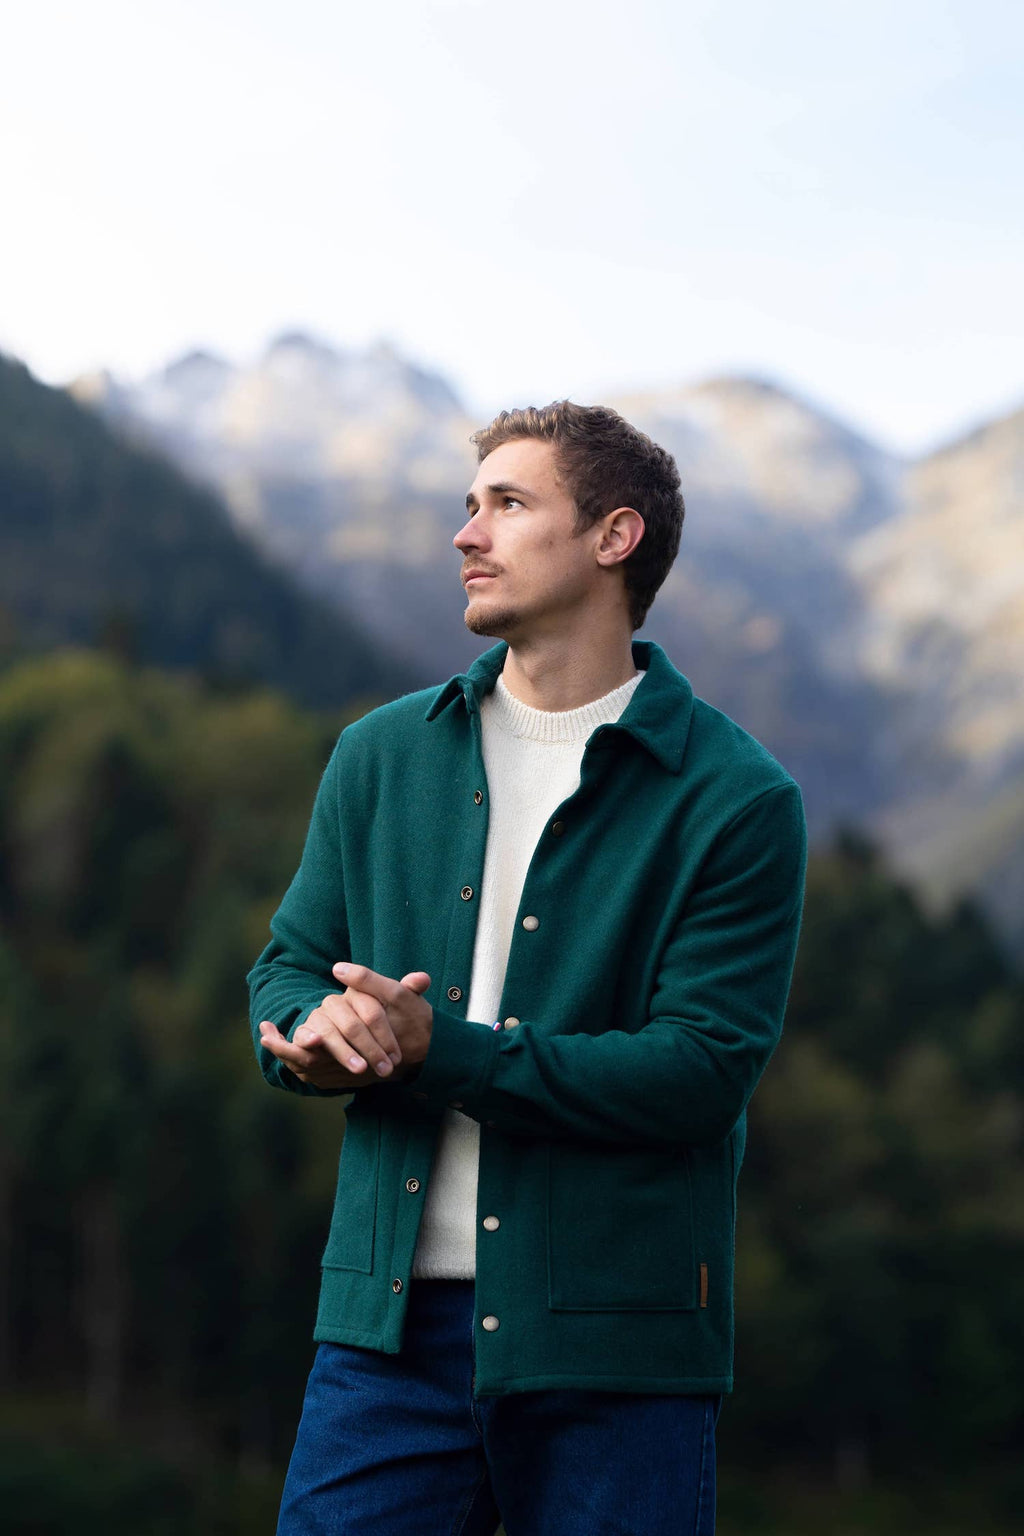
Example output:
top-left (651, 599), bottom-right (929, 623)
top-left (2, 0), bottom-right (1021, 456)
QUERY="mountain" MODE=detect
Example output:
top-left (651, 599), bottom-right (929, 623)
top-left (71, 339), bottom-right (906, 829)
top-left (842, 402), bottom-right (1024, 952)
top-left (0, 351), bottom-right (418, 710)
top-left (847, 401), bottom-right (1024, 789)
top-left (609, 376), bottom-right (917, 830)
top-left (69, 335), bottom-right (1024, 958)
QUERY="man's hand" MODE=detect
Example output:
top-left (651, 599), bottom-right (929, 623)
top-left (258, 967), bottom-right (433, 1090)
top-left (331, 963), bottom-right (434, 1076)
top-left (258, 1019), bottom-right (375, 1091)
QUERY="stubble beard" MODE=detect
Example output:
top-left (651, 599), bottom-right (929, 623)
top-left (463, 600), bottom-right (522, 640)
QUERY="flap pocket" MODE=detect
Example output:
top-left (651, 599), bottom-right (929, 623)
top-left (547, 1141), bottom-right (697, 1311)
top-left (321, 1114), bottom-right (380, 1275)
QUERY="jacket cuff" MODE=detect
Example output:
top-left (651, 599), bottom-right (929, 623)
top-left (408, 1008), bottom-right (500, 1108)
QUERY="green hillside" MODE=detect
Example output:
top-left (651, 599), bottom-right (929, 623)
top-left (0, 352), bottom-right (418, 708)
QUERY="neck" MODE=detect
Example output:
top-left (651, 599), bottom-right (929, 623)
top-left (499, 624), bottom-right (639, 712)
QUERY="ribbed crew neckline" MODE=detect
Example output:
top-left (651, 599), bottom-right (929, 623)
top-left (487, 668), bottom-right (645, 745)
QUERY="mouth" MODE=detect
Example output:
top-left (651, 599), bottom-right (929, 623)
top-left (464, 573), bottom-right (498, 587)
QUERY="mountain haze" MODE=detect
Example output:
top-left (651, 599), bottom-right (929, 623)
top-left (69, 335), bottom-right (1024, 957)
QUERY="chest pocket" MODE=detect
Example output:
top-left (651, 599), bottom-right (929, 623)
top-left (546, 1141), bottom-right (697, 1311)
top-left (321, 1113), bottom-right (380, 1275)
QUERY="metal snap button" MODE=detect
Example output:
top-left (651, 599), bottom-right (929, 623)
top-left (503, 1017), bottom-right (520, 1029)
top-left (405, 1177), bottom-right (420, 1193)
top-left (460, 886), bottom-right (474, 901)
top-left (551, 820), bottom-right (565, 836)
top-left (447, 985), bottom-right (463, 1002)
top-left (483, 1215), bottom-right (500, 1231)
top-left (473, 789), bottom-right (483, 805)
top-left (481, 1315), bottom-right (500, 1331)
top-left (392, 1278), bottom-right (404, 1293)
top-left (522, 915), bottom-right (539, 931)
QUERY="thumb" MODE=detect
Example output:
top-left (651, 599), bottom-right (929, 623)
top-left (399, 971), bottom-right (432, 994)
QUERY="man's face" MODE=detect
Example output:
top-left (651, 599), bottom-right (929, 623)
top-left (454, 438), bottom-right (602, 642)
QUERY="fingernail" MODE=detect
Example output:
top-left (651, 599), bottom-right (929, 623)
top-left (349, 1055), bottom-right (364, 1070)
top-left (389, 1051), bottom-right (401, 1066)
top-left (375, 1061), bottom-right (392, 1076)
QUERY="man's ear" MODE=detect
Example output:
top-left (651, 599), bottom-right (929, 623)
top-left (595, 507), bottom-right (645, 567)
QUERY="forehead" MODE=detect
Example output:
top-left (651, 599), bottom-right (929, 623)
top-left (468, 436), bottom-right (564, 500)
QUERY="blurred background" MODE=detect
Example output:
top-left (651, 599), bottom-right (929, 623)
top-left (2, 1), bottom-right (1022, 1531)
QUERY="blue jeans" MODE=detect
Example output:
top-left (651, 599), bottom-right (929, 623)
top-left (277, 1277), bottom-right (720, 1535)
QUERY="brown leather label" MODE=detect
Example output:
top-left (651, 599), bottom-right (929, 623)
top-left (699, 1263), bottom-right (708, 1308)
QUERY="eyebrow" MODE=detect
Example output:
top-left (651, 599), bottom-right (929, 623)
top-left (465, 480), bottom-right (535, 511)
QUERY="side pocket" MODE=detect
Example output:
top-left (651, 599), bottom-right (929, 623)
top-left (321, 1114), bottom-right (380, 1275)
top-left (546, 1141), bottom-right (698, 1311)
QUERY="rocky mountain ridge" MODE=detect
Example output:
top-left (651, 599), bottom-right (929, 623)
top-left (69, 333), bottom-right (1024, 957)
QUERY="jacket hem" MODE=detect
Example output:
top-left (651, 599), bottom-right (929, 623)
top-left (313, 1323), bottom-right (389, 1351)
top-left (473, 1371), bottom-right (733, 1397)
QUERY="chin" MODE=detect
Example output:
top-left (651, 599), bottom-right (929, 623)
top-left (464, 602), bottom-right (521, 639)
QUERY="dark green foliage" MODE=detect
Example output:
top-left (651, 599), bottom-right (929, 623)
top-left (0, 351), bottom-right (418, 707)
top-left (730, 827), bottom-right (1024, 1500)
top-left (0, 648), bottom-right (1022, 1530)
top-left (0, 1433), bottom-right (196, 1535)
top-left (0, 651), bottom-right (355, 1473)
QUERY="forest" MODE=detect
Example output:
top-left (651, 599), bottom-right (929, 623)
top-left (1, 643), bottom-right (1022, 1534)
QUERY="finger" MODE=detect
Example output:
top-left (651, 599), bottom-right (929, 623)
top-left (321, 993), bottom-right (396, 1076)
top-left (263, 1017), bottom-right (343, 1065)
top-left (258, 1028), bottom-right (319, 1071)
top-left (260, 1021), bottom-right (372, 1090)
top-left (343, 990), bottom-right (403, 1068)
top-left (299, 1001), bottom-right (371, 1073)
top-left (294, 1022), bottom-right (338, 1050)
top-left (332, 961), bottom-right (400, 1004)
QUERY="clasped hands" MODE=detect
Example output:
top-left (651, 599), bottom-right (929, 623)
top-left (258, 962), bottom-right (434, 1091)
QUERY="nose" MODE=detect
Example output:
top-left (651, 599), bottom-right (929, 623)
top-left (453, 514), bottom-right (489, 555)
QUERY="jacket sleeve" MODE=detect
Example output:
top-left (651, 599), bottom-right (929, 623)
top-left (408, 780), bottom-right (808, 1147)
top-left (246, 734), bottom-right (355, 1103)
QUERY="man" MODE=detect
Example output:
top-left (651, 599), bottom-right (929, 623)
top-left (249, 401), bottom-right (807, 1535)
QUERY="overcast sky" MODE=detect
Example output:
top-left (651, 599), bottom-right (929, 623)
top-left (2, 0), bottom-right (1020, 455)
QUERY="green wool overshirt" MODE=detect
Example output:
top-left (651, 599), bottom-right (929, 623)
top-left (247, 638), bottom-right (807, 1396)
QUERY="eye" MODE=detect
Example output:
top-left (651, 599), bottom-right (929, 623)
top-left (503, 496), bottom-right (523, 510)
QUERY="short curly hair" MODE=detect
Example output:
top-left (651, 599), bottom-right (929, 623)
top-left (470, 400), bottom-right (685, 630)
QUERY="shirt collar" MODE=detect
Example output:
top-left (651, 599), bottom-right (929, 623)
top-left (424, 639), bottom-right (694, 774)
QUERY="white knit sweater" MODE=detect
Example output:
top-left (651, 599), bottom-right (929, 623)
top-left (411, 663), bottom-right (644, 1278)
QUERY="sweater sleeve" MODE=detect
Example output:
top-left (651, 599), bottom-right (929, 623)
top-left (408, 781), bottom-right (808, 1147)
top-left (246, 735), bottom-right (354, 1103)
